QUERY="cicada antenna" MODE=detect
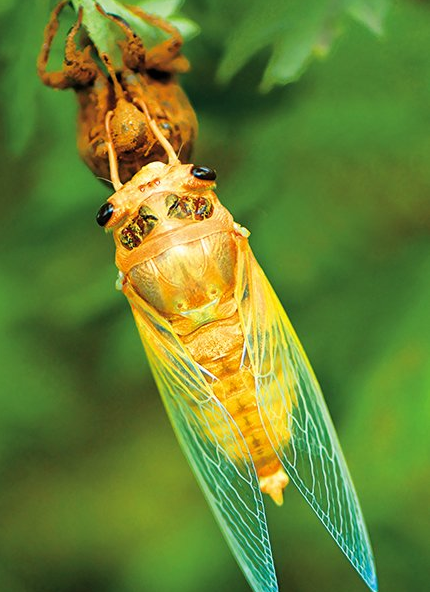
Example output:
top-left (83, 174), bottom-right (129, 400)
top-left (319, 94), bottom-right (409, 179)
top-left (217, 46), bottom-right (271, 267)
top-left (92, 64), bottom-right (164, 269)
top-left (99, 53), bottom-right (126, 191)
top-left (133, 98), bottom-right (179, 166)
top-left (105, 111), bottom-right (123, 191)
top-left (177, 141), bottom-right (185, 160)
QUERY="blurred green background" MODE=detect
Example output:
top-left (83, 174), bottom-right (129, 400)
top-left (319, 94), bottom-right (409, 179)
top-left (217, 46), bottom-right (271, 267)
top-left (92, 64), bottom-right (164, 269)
top-left (0, 1), bottom-right (429, 591)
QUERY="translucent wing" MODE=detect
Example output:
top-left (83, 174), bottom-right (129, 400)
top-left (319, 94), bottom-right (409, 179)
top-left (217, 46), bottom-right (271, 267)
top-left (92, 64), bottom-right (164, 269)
top-left (235, 240), bottom-right (378, 592)
top-left (125, 286), bottom-right (278, 592)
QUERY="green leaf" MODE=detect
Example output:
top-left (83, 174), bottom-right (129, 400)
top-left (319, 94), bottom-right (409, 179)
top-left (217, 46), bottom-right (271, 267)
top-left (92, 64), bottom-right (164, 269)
top-left (259, 2), bottom-right (341, 91)
top-left (216, 0), bottom-right (391, 90)
top-left (139, 0), bottom-right (184, 18)
top-left (71, 0), bottom-right (166, 64)
top-left (71, 0), bottom-right (198, 66)
top-left (170, 15), bottom-right (200, 41)
top-left (347, 0), bottom-right (390, 35)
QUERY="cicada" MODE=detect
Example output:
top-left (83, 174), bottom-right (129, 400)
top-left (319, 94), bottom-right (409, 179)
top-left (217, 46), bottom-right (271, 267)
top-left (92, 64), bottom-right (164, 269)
top-left (96, 104), bottom-right (378, 592)
top-left (37, 1), bottom-right (197, 182)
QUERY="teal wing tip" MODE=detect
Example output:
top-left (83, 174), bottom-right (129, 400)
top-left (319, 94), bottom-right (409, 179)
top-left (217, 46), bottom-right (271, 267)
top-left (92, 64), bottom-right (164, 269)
top-left (364, 564), bottom-right (378, 592)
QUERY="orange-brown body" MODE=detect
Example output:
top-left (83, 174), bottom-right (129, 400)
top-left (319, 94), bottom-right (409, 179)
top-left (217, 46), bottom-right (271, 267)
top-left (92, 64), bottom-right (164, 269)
top-left (76, 69), bottom-right (197, 182)
top-left (37, 1), bottom-right (198, 183)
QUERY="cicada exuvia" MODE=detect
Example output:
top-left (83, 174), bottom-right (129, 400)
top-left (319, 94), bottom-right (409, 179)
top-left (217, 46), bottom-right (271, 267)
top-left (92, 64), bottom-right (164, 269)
top-left (96, 104), bottom-right (378, 592)
top-left (37, 1), bottom-right (197, 183)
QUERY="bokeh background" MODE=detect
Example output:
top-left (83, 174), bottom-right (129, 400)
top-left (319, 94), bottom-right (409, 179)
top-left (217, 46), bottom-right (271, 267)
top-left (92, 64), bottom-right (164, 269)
top-left (0, 1), bottom-right (429, 592)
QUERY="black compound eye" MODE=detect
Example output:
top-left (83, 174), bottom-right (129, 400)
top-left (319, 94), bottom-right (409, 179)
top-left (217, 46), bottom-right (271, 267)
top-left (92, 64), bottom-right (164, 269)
top-left (191, 165), bottom-right (217, 181)
top-left (96, 202), bottom-right (114, 226)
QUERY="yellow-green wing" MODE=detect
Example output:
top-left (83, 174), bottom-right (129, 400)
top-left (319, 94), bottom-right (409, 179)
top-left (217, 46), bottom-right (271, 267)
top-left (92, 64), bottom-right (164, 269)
top-left (235, 240), bottom-right (378, 592)
top-left (126, 286), bottom-right (278, 592)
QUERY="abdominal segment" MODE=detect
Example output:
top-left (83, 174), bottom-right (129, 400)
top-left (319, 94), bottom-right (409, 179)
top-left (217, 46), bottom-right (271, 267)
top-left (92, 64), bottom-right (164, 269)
top-left (181, 309), bottom-right (290, 505)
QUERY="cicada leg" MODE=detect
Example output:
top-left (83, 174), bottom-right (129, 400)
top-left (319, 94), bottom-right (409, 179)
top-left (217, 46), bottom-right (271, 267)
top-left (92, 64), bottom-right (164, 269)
top-left (96, 5), bottom-right (146, 73)
top-left (126, 4), bottom-right (189, 73)
top-left (37, 2), bottom-right (98, 89)
top-left (99, 53), bottom-right (125, 100)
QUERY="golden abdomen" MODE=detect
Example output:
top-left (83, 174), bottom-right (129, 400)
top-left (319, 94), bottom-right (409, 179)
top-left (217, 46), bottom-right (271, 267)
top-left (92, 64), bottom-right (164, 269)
top-left (181, 310), bottom-right (287, 490)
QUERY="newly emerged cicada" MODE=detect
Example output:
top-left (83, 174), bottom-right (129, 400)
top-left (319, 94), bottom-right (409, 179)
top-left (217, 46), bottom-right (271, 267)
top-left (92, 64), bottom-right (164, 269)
top-left (96, 104), bottom-right (378, 592)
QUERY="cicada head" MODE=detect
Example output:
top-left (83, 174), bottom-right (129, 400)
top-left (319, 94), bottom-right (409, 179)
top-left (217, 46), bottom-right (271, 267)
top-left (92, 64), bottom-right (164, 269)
top-left (97, 161), bottom-right (216, 228)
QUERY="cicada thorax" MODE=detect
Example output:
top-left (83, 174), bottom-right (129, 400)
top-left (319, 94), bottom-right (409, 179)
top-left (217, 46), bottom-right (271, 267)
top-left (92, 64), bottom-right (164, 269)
top-left (116, 183), bottom-right (238, 328)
